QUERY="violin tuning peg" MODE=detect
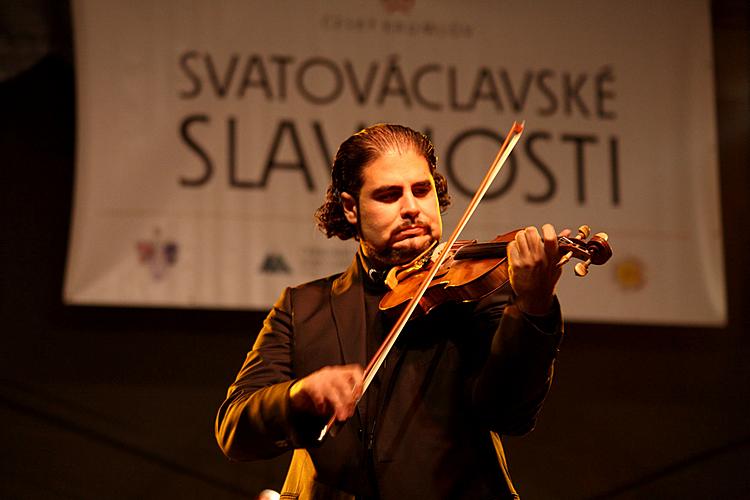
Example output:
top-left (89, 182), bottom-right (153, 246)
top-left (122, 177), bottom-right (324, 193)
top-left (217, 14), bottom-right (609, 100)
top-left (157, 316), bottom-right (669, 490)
top-left (574, 259), bottom-right (592, 277)
top-left (594, 232), bottom-right (609, 241)
top-left (556, 250), bottom-right (573, 268)
top-left (576, 225), bottom-right (591, 239)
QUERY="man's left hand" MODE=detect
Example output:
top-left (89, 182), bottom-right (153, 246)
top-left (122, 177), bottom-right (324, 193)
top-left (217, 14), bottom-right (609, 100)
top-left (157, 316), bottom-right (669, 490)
top-left (507, 224), bottom-right (570, 315)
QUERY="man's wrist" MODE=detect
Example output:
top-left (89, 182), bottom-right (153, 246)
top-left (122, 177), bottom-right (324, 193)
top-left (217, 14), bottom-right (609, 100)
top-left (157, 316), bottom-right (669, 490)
top-left (288, 379), bottom-right (307, 413)
top-left (514, 293), bottom-right (553, 316)
top-left (518, 295), bottom-right (561, 335)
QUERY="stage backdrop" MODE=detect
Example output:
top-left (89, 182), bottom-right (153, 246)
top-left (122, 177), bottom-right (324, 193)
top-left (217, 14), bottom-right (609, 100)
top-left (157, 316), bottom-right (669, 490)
top-left (65, 0), bottom-right (725, 326)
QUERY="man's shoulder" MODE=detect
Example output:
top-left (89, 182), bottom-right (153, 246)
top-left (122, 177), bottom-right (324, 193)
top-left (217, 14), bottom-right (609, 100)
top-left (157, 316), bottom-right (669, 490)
top-left (289, 271), bottom-right (345, 294)
top-left (277, 270), bottom-right (351, 321)
top-left (287, 256), bottom-right (359, 297)
top-left (273, 256), bottom-right (360, 315)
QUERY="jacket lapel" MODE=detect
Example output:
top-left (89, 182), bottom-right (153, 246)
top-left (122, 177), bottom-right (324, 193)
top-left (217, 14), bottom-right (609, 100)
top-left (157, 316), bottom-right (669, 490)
top-left (330, 256), bottom-right (367, 368)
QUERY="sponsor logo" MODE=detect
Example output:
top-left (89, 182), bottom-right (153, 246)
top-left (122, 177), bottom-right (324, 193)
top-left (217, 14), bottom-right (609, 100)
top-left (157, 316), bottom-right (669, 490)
top-left (261, 253), bottom-right (292, 273)
top-left (136, 229), bottom-right (178, 280)
top-left (381, 0), bottom-right (416, 14)
top-left (320, 1), bottom-right (473, 39)
top-left (614, 257), bottom-right (646, 291)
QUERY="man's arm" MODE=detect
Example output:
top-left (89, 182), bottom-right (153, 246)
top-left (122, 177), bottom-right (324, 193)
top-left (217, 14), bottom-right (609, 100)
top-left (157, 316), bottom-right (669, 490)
top-left (215, 288), bottom-right (363, 461)
top-left (215, 288), bottom-right (303, 460)
top-left (471, 224), bottom-right (566, 435)
top-left (471, 298), bottom-right (563, 435)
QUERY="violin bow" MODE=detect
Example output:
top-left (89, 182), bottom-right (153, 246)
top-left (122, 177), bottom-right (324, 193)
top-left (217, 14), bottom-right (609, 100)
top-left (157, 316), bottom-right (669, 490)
top-left (318, 121), bottom-right (525, 442)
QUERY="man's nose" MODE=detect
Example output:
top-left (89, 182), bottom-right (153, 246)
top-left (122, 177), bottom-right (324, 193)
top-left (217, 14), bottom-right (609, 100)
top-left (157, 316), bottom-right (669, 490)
top-left (401, 193), bottom-right (420, 219)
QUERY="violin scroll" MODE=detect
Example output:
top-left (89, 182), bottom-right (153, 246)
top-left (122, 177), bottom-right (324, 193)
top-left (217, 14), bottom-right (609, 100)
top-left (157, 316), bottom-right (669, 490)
top-left (557, 225), bottom-right (612, 277)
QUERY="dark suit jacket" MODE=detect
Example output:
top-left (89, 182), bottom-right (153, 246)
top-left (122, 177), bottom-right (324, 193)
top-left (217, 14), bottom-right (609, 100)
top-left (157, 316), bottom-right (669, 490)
top-left (216, 256), bottom-right (563, 499)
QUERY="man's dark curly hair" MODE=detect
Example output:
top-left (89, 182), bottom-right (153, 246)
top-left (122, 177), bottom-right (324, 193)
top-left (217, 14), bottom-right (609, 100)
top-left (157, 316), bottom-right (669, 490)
top-left (315, 124), bottom-right (451, 240)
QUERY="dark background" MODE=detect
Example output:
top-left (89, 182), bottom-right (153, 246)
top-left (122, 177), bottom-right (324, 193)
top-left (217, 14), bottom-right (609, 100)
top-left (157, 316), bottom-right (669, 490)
top-left (1, 1), bottom-right (748, 498)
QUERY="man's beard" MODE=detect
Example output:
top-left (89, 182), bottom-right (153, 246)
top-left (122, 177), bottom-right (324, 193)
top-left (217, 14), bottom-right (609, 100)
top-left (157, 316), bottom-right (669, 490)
top-left (360, 225), bottom-right (436, 269)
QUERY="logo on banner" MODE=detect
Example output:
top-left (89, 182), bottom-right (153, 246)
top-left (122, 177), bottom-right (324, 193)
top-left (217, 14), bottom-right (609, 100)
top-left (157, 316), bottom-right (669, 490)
top-left (261, 253), bottom-right (292, 274)
top-left (381, 0), bottom-right (415, 14)
top-left (614, 257), bottom-right (646, 291)
top-left (319, 1), bottom-right (472, 38)
top-left (136, 229), bottom-right (178, 280)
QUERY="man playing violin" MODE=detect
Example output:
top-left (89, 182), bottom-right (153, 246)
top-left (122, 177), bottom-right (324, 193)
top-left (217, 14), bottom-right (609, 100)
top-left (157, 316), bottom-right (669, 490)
top-left (216, 124), bottom-right (565, 499)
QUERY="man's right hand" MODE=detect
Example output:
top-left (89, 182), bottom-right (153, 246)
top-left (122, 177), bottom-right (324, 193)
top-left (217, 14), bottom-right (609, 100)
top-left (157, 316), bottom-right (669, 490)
top-left (289, 364), bottom-right (364, 422)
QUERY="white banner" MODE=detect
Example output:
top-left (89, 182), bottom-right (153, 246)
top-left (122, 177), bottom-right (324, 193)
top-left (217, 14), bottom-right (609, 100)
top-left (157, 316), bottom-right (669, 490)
top-left (65, 0), bottom-right (726, 325)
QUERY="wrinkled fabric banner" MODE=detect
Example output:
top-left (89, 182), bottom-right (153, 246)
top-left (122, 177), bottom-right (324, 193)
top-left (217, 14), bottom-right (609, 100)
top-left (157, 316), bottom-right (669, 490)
top-left (65, 0), bottom-right (725, 325)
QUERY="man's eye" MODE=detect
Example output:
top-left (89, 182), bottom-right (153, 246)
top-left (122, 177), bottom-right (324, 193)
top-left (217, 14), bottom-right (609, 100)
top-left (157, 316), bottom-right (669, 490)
top-left (375, 191), bottom-right (400, 202)
top-left (413, 185), bottom-right (432, 197)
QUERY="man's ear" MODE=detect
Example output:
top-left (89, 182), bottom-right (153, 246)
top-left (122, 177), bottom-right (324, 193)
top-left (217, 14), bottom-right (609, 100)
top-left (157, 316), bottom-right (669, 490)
top-left (341, 192), bottom-right (358, 225)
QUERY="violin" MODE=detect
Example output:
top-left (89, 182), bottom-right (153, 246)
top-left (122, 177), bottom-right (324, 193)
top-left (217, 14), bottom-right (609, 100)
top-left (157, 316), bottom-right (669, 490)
top-left (379, 225), bottom-right (612, 317)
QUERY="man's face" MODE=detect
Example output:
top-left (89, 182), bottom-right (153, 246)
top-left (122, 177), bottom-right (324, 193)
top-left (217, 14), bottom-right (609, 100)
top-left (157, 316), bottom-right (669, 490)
top-left (341, 149), bottom-right (442, 267)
